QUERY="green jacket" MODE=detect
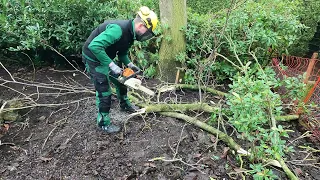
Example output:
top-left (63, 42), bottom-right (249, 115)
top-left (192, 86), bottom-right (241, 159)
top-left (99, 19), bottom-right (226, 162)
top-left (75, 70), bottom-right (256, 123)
top-left (82, 19), bottom-right (136, 67)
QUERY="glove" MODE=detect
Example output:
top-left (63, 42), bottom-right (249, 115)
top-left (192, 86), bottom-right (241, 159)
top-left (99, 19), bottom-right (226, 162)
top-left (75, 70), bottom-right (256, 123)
top-left (109, 62), bottom-right (122, 75)
top-left (127, 62), bottom-right (141, 72)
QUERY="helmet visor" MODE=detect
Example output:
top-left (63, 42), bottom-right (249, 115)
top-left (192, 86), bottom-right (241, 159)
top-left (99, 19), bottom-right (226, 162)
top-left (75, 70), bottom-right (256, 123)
top-left (137, 28), bottom-right (154, 41)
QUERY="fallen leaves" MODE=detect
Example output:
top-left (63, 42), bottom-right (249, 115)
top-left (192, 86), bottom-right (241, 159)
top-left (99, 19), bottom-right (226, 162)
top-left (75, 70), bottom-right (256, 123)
top-left (144, 162), bottom-right (156, 168)
top-left (39, 156), bottom-right (53, 162)
top-left (221, 147), bottom-right (230, 159)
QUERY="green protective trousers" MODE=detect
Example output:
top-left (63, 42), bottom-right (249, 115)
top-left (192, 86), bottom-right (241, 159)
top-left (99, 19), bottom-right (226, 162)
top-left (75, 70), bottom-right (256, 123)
top-left (82, 57), bottom-right (131, 127)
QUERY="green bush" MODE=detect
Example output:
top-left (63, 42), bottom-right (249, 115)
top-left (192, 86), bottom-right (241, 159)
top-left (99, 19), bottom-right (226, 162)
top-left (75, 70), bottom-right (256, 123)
top-left (187, 0), bottom-right (230, 14)
top-left (0, 0), bottom-right (160, 69)
top-left (180, 0), bottom-right (310, 83)
top-left (0, 0), bottom-right (318, 80)
top-left (289, 0), bottom-right (320, 56)
top-left (226, 66), bottom-right (302, 179)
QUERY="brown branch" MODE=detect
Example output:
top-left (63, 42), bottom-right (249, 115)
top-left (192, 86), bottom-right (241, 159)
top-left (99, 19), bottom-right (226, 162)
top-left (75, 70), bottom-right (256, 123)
top-left (21, 52), bottom-right (36, 81)
top-left (0, 62), bottom-right (16, 82)
top-left (1, 97), bottom-right (93, 113)
top-left (43, 43), bottom-right (90, 79)
top-left (159, 83), bottom-right (227, 97)
top-left (1, 78), bottom-right (94, 94)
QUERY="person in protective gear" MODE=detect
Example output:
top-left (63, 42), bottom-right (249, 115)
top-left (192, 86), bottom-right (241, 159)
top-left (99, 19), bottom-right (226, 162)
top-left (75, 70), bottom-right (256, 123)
top-left (82, 6), bottom-right (158, 133)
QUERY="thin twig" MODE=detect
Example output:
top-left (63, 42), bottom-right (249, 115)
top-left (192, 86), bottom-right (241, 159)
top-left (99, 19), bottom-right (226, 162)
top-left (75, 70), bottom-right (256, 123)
top-left (42, 125), bottom-right (58, 150)
top-left (61, 132), bottom-right (78, 146)
top-left (43, 43), bottom-right (90, 79)
top-left (1, 78), bottom-right (94, 94)
top-left (0, 101), bottom-right (8, 114)
top-left (287, 131), bottom-right (312, 146)
top-left (0, 140), bottom-right (15, 146)
top-left (46, 107), bottom-right (71, 123)
top-left (173, 124), bottom-right (187, 159)
top-left (21, 52), bottom-right (36, 81)
top-left (149, 157), bottom-right (207, 174)
top-left (0, 62), bottom-right (16, 82)
top-left (1, 97), bottom-right (93, 113)
top-left (215, 53), bottom-right (243, 71)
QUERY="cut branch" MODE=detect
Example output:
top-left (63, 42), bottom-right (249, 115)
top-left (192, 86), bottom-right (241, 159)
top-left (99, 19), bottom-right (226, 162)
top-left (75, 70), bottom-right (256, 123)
top-left (158, 112), bottom-right (283, 169)
top-left (131, 101), bottom-right (299, 122)
top-left (159, 112), bottom-right (244, 153)
top-left (275, 115), bottom-right (299, 121)
top-left (142, 103), bottom-right (219, 113)
top-left (277, 153), bottom-right (299, 180)
top-left (159, 84), bottom-right (226, 97)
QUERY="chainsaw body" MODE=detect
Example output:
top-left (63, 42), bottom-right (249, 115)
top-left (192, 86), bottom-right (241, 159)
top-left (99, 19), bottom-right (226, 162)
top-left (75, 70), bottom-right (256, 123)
top-left (115, 68), bottom-right (155, 96)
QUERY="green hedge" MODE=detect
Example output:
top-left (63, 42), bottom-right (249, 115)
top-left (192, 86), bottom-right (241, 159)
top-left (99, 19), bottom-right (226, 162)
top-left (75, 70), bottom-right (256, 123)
top-left (0, 0), bottom-right (159, 67)
top-left (181, 0), bottom-right (312, 83)
top-left (0, 0), bottom-right (319, 81)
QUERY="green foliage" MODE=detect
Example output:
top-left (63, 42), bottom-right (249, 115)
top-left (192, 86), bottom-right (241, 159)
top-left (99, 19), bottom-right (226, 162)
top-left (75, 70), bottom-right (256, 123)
top-left (180, 0), bottom-right (310, 84)
top-left (187, 0), bottom-right (230, 14)
top-left (129, 33), bottom-right (162, 78)
top-left (0, 0), bottom-right (160, 69)
top-left (226, 67), bottom-right (301, 179)
top-left (280, 75), bottom-right (307, 102)
top-left (2, 0), bottom-right (117, 52)
top-left (289, 0), bottom-right (320, 56)
top-left (226, 67), bottom-right (282, 135)
top-left (250, 163), bottom-right (278, 180)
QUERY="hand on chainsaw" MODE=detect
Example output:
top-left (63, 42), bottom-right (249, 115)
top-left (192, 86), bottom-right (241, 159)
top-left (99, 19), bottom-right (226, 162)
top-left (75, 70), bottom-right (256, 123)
top-left (127, 62), bottom-right (141, 72)
top-left (109, 62), bottom-right (122, 75)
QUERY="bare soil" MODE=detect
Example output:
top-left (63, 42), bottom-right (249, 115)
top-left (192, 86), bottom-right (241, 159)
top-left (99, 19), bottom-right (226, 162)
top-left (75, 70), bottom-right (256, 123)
top-left (0, 67), bottom-right (319, 180)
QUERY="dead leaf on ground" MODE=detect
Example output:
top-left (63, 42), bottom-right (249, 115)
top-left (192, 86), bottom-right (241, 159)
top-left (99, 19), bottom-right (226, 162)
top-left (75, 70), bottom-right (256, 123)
top-left (221, 147), bottom-right (230, 158)
top-left (143, 162), bottom-right (156, 168)
top-left (38, 116), bottom-right (46, 121)
top-left (39, 156), bottom-right (53, 162)
top-left (233, 168), bottom-right (247, 173)
top-left (7, 163), bottom-right (19, 171)
top-left (210, 135), bottom-right (216, 143)
top-left (294, 168), bottom-right (303, 176)
top-left (0, 168), bottom-right (6, 174)
top-left (3, 124), bottom-right (9, 131)
top-left (10, 145), bottom-right (21, 151)
top-left (193, 153), bottom-right (202, 158)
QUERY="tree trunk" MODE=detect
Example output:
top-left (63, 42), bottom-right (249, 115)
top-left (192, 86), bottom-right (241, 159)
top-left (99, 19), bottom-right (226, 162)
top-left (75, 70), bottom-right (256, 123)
top-left (158, 0), bottom-right (187, 83)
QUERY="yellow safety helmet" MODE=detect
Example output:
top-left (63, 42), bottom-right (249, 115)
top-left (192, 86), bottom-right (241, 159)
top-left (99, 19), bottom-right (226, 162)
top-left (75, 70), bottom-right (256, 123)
top-left (137, 6), bottom-right (158, 32)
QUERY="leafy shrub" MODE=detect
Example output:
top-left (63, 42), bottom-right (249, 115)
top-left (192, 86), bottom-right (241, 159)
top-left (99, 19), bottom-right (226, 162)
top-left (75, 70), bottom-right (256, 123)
top-left (226, 67), bottom-right (283, 136)
top-left (0, 0), bottom-right (160, 70)
top-left (289, 0), bottom-right (320, 56)
top-left (226, 66), bottom-right (301, 179)
top-left (187, 0), bottom-right (230, 14)
top-left (180, 0), bottom-right (312, 84)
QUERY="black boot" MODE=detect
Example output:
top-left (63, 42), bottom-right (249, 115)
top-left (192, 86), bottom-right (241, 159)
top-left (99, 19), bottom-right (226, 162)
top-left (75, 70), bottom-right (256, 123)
top-left (120, 96), bottom-right (140, 113)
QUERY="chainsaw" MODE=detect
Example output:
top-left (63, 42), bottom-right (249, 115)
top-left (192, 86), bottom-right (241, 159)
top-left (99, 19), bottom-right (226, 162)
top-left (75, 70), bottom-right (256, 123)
top-left (114, 68), bottom-right (155, 96)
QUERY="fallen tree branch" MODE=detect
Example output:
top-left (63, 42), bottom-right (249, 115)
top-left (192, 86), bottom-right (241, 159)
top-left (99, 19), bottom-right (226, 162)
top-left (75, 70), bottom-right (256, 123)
top-left (160, 112), bottom-right (243, 152)
top-left (130, 102), bottom-right (299, 122)
top-left (275, 115), bottom-right (299, 121)
top-left (157, 112), bottom-right (283, 169)
top-left (158, 84), bottom-right (226, 97)
top-left (1, 78), bottom-right (94, 94)
top-left (149, 156), bottom-right (208, 174)
top-left (276, 153), bottom-right (299, 180)
top-left (0, 62), bottom-right (16, 82)
top-left (267, 95), bottom-right (298, 180)
top-left (1, 97), bottom-right (93, 113)
top-left (142, 103), bottom-right (219, 113)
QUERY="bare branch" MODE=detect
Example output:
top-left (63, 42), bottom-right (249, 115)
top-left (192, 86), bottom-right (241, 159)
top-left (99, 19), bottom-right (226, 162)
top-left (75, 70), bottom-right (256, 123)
top-left (0, 62), bottom-right (16, 82)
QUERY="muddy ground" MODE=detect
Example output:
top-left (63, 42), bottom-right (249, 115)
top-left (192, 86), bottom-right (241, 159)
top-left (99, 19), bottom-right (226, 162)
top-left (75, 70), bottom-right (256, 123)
top-left (0, 66), bottom-right (319, 180)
